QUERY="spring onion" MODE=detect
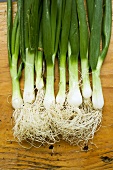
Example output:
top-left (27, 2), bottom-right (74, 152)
top-left (76, 0), bottom-right (92, 100)
top-left (67, 0), bottom-right (82, 107)
top-left (7, 0), bottom-right (23, 109)
top-left (56, 0), bottom-right (72, 105)
top-left (42, 0), bottom-right (62, 109)
top-left (90, 0), bottom-right (112, 109)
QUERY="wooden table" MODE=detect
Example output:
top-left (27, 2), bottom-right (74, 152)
top-left (0, 2), bottom-right (113, 169)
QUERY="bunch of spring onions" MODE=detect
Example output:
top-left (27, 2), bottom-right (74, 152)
top-left (7, 0), bottom-right (112, 146)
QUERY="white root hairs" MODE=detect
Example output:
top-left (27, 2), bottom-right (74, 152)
top-left (13, 89), bottom-right (60, 144)
top-left (53, 97), bottom-right (102, 146)
top-left (12, 89), bottom-right (102, 146)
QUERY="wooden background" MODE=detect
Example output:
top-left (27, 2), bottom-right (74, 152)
top-left (0, 2), bottom-right (113, 169)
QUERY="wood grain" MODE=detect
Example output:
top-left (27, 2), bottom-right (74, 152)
top-left (0, 2), bottom-right (113, 170)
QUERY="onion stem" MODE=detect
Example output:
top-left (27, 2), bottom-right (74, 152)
top-left (23, 49), bottom-right (35, 103)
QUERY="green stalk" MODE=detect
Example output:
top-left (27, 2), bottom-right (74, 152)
top-left (54, 0), bottom-right (63, 55)
top-left (51, 0), bottom-right (57, 53)
top-left (42, 0), bottom-right (55, 108)
top-left (67, 0), bottom-right (82, 107)
top-left (76, 0), bottom-right (92, 100)
top-left (7, 0), bottom-right (12, 66)
top-left (86, 0), bottom-right (94, 32)
top-left (89, 0), bottom-right (103, 70)
top-left (35, 2), bottom-right (44, 90)
top-left (97, 0), bottom-right (112, 70)
top-left (28, 0), bottom-right (40, 51)
top-left (42, 0), bottom-right (53, 65)
top-left (56, 0), bottom-right (72, 105)
top-left (11, 12), bottom-right (18, 55)
top-left (35, 26), bottom-right (44, 90)
top-left (18, 0), bottom-right (25, 62)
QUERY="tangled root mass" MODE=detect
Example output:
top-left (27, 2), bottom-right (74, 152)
top-left (53, 99), bottom-right (102, 145)
top-left (13, 90), bottom-right (102, 146)
top-left (13, 90), bottom-right (60, 144)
